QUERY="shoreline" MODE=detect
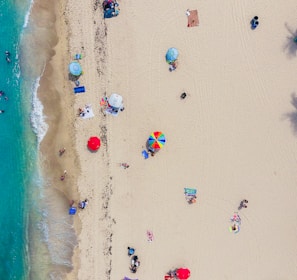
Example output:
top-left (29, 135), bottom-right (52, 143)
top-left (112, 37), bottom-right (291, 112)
top-left (33, 0), bottom-right (82, 277)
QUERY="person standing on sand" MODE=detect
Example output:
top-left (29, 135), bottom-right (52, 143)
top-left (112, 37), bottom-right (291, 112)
top-left (120, 163), bottom-right (130, 169)
top-left (59, 148), bottom-right (66, 156)
top-left (239, 199), bottom-right (248, 209)
top-left (60, 170), bottom-right (67, 181)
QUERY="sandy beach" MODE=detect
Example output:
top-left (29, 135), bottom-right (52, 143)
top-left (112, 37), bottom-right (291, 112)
top-left (38, 0), bottom-right (297, 279)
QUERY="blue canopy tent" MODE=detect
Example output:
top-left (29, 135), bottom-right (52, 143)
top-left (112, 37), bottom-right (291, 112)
top-left (69, 61), bottom-right (82, 76)
top-left (166, 47), bottom-right (179, 64)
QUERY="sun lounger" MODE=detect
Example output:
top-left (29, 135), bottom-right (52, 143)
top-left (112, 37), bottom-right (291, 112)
top-left (187, 10), bottom-right (199, 27)
top-left (184, 188), bottom-right (197, 195)
top-left (74, 86), bottom-right (85, 94)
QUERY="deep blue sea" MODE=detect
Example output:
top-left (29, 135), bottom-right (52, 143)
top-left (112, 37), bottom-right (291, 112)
top-left (0, 0), bottom-right (74, 279)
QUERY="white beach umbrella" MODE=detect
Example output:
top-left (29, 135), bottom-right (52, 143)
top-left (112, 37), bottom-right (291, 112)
top-left (108, 93), bottom-right (123, 108)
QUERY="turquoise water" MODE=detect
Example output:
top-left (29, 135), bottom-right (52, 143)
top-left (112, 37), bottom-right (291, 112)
top-left (0, 0), bottom-right (34, 279)
top-left (0, 0), bottom-right (68, 278)
top-left (0, 1), bottom-right (78, 278)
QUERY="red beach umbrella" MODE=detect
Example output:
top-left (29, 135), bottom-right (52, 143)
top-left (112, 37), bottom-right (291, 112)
top-left (87, 136), bottom-right (101, 151)
top-left (176, 268), bottom-right (191, 279)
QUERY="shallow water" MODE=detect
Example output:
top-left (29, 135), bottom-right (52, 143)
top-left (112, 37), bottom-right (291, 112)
top-left (0, 0), bottom-right (77, 278)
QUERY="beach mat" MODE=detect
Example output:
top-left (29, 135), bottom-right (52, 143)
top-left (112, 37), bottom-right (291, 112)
top-left (188, 10), bottom-right (199, 27)
top-left (81, 105), bottom-right (94, 119)
top-left (74, 86), bottom-right (85, 94)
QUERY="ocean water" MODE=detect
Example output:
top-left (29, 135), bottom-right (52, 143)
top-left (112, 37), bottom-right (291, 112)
top-left (0, 0), bottom-right (76, 279)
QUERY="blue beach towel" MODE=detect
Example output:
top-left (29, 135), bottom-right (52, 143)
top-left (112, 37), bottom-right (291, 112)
top-left (142, 150), bottom-right (149, 159)
top-left (69, 207), bottom-right (77, 215)
top-left (74, 86), bottom-right (85, 94)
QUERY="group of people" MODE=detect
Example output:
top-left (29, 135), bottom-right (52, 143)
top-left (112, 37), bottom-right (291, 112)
top-left (59, 147), bottom-right (89, 213)
top-left (127, 247), bottom-right (140, 273)
top-left (103, 0), bottom-right (120, 18)
top-left (69, 199), bottom-right (89, 212)
top-left (169, 60), bottom-right (178, 72)
top-left (0, 85), bottom-right (9, 114)
top-left (251, 16), bottom-right (259, 30)
top-left (229, 199), bottom-right (248, 233)
top-left (78, 106), bottom-right (90, 117)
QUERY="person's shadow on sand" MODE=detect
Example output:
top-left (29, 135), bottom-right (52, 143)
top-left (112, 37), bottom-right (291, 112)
top-left (284, 92), bottom-right (297, 135)
top-left (283, 23), bottom-right (297, 58)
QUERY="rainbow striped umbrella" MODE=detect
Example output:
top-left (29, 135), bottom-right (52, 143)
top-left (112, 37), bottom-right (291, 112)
top-left (148, 131), bottom-right (166, 149)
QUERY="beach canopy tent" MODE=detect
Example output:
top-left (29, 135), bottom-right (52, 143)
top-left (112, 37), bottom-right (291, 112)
top-left (176, 268), bottom-right (191, 279)
top-left (69, 61), bottom-right (82, 76)
top-left (108, 93), bottom-right (123, 109)
top-left (166, 48), bottom-right (179, 64)
top-left (87, 136), bottom-right (101, 151)
top-left (148, 131), bottom-right (166, 150)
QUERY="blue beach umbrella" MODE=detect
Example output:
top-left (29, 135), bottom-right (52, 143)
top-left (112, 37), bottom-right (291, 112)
top-left (68, 61), bottom-right (82, 76)
top-left (166, 47), bottom-right (179, 64)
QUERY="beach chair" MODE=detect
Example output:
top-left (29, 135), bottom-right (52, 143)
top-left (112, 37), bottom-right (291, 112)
top-left (74, 53), bottom-right (82, 60)
top-left (184, 188), bottom-right (197, 196)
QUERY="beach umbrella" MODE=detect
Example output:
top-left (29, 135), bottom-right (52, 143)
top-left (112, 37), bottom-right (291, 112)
top-left (176, 268), bottom-right (191, 280)
top-left (87, 136), bottom-right (101, 151)
top-left (166, 47), bottom-right (179, 64)
top-left (108, 93), bottom-right (123, 109)
top-left (148, 131), bottom-right (166, 149)
top-left (68, 61), bottom-right (82, 76)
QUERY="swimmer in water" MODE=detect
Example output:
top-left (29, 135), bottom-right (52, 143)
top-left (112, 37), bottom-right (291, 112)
top-left (5, 51), bottom-right (11, 63)
top-left (0, 110), bottom-right (5, 113)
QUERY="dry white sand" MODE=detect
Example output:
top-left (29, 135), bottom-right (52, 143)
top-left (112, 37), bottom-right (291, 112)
top-left (64, 0), bottom-right (297, 279)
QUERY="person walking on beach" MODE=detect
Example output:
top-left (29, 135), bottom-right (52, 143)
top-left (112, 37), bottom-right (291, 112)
top-left (78, 199), bottom-right (88, 209)
top-left (120, 163), bottom-right (130, 169)
top-left (59, 148), bottom-right (66, 156)
top-left (60, 170), bottom-right (67, 181)
top-left (239, 199), bottom-right (248, 209)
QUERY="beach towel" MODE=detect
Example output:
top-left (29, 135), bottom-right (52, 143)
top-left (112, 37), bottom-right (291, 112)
top-left (80, 105), bottom-right (94, 119)
top-left (187, 10), bottom-right (199, 27)
top-left (184, 188), bottom-right (197, 195)
top-left (69, 207), bottom-right (77, 215)
top-left (142, 150), bottom-right (149, 159)
top-left (74, 86), bottom-right (85, 94)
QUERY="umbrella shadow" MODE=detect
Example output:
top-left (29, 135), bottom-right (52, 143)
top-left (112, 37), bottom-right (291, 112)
top-left (68, 73), bottom-right (80, 81)
top-left (283, 23), bottom-right (297, 58)
top-left (283, 92), bottom-right (297, 135)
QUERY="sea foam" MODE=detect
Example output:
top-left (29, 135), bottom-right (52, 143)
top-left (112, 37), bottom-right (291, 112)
top-left (30, 70), bottom-right (48, 145)
top-left (23, 0), bottom-right (34, 29)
